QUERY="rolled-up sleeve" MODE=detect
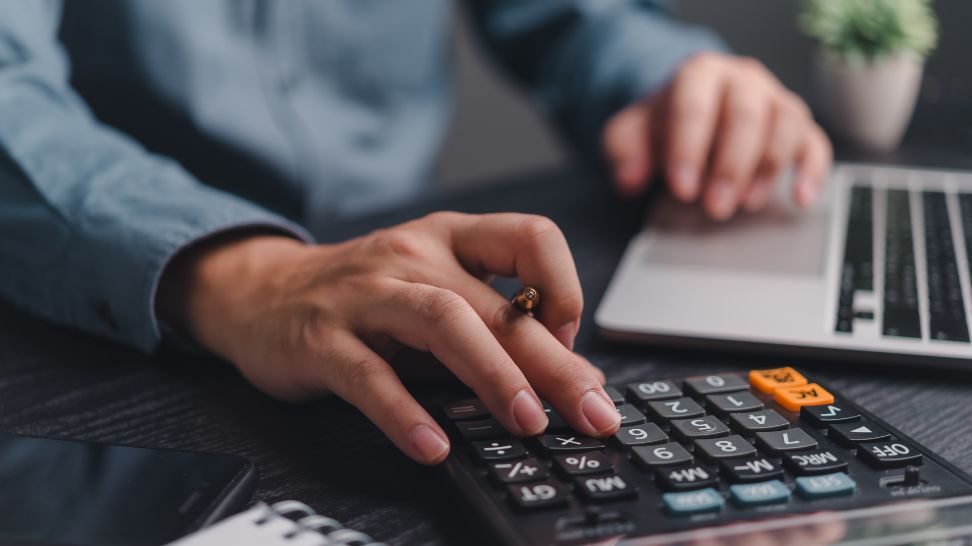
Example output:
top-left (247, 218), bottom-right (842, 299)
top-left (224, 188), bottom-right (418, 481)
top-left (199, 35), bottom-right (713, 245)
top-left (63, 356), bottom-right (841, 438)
top-left (466, 0), bottom-right (729, 156)
top-left (0, 1), bottom-right (311, 352)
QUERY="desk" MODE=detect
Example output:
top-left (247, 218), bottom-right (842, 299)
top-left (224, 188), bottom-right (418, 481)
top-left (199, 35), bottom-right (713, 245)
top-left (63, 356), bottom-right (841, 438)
top-left (3, 161), bottom-right (972, 545)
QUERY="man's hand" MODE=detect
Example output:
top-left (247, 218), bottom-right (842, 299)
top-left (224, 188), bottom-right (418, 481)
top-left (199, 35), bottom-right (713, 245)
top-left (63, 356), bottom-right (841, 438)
top-left (603, 52), bottom-right (832, 220)
top-left (157, 213), bottom-right (620, 465)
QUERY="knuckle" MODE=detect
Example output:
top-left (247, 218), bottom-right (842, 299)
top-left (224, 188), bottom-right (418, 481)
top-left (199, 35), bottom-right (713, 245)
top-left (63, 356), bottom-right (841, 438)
top-left (414, 286), bottom-right (468, 328)
top-left (729, 101), bottom-right (765, 127)
top-left (550, 358), bottom-right (594, 392)
top-left (343, 356), bottom-right (387, 393)
top-left (371, 229), bottom-right (426, 260)
top-left (671, 95), bottom-right (712, 126)
top-left (737, 56), bottom-right (767, 76)
top-left (423, 210), bottom-right (465, 226)
top-left (687, 51), bottom-right (722, 71)
top-left (518, 215), bottom-right (561, 242)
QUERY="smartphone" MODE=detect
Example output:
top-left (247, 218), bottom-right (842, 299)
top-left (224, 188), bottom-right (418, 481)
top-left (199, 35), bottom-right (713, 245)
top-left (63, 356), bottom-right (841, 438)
top-left (0, 433), bottom-right (255, 546)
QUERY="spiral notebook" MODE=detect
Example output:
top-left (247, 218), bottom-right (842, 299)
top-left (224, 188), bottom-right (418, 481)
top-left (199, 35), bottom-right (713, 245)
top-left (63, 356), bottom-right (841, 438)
top-left (167, 500), bottom-right (387, 546)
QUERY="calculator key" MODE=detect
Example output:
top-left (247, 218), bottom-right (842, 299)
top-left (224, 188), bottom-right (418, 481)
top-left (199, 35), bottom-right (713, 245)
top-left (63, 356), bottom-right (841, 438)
top-left (784, 449), bottom-right (849, 475)
top-left (795, 472), bottom-right (856, 499)
top-left (721, 457), bottom-right (785, 483)
top-left (553, 452), bottom-right (613, 476)
top-left (541, 404), bottom-right (570, 432)
top-left (443, 398), bottom-right (489, 420)
top-left (695, 435), bottom-right (757, 462)
top-left (662, 488), bottom-right (724, 514)
top-left (801, 403), bottom-right (861, 427)
top-left (706, 392), bottom-right (764, 415)
top-left (626, 380), bottom-right (682, 403)
top-left (616, 404), bottom-right (647, 426)
top-left (604, 386), bottom-right (626, 406)
top-left (507, 481), bottom-right (569, 511)
top-left (614, 423), bottom-right (667, 448)
top-left (773, 383), bottom-right (835, 412)
top-left (538, 434), bottom-right (604, 452)
top-left (646, 397), bottom-right (705, 421)
top-left (576, 474), bottom-right (638, 502)
top-left (729, 409), bottom-right (790, 435)
top-left (828, 420), bottom-right (890, 446)
top-left (671, 416), bottom-right (730, 442)
top-left (749, 367), bottom-right (808, 394)
top-left (456, 418), bottom-right (505, 440)
top-left (857, 439), bottom-right (923, 468)
top-left (632, 443), bottom-right (693, 468)
top-left (685, 373), bottom-right (748, 396)
top-left (755, 429), bottom-right (818, 454)
top-left (472, 439), bottom-right (527, 462)
top-left (489, 458), bottom-right (547, 483)
top-left (657, 465), bottom-right (720, 490)
top-left (729, 479), bottom-right (791, 507)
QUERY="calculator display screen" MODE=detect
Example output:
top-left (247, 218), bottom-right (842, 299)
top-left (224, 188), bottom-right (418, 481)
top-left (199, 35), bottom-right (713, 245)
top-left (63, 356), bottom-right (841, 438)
top-left (0, 434), bottom-right (249, 545)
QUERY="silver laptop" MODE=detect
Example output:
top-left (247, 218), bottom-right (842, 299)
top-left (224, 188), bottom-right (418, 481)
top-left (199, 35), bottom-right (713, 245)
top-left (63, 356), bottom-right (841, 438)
top-left (595, 163), bottom-right (972, 364)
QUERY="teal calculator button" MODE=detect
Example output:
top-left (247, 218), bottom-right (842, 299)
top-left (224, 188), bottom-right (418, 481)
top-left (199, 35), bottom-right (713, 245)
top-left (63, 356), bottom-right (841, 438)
top-left (729, 479), bottom-right (791, 506)
top-left (662, 488), bottom-right (725, 514)
top-left (795, 472), bottom-right (856, 499)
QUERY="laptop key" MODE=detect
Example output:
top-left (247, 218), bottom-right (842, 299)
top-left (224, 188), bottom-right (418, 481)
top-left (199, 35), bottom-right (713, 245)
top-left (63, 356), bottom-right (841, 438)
top-left (883, 189), bottom-right (921, 339)
top-left (923, 192), bottom-right (970, 342)
top-left (834, 185), bottom-right (873, 334)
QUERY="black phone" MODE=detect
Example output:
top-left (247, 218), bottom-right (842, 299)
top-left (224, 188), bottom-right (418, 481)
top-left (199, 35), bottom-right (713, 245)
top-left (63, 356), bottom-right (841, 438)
top-left (0, 433), bottom-right (255, 546)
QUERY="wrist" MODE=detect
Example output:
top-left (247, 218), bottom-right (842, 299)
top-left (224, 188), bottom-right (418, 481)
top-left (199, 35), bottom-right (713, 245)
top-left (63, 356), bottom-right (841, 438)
top-left (157, 230), bottom-right (306, 358)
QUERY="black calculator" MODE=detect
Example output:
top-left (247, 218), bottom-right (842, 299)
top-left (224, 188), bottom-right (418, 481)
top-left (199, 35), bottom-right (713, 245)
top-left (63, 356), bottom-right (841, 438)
top-left (436, 368), bottom-right (972, 545)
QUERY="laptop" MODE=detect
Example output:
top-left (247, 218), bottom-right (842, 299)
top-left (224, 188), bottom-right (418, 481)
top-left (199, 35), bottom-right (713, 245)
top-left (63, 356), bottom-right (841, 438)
top-left (595, 163), bottom-right (972, 364)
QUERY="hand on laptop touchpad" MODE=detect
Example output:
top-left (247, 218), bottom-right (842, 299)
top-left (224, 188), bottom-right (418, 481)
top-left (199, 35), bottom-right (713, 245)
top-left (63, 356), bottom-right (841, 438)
top-left (645, 193), bottom-right (831, 277)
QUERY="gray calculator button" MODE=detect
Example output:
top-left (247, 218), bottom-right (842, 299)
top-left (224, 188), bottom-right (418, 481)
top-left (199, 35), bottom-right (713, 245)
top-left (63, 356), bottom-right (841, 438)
top-left (604, 386), bottom-right (626, 406)
top-left (729, 409), bottom-right (790, 435)
top-left (695, 435), bottom-right (757, 462)
top-left (632, 443), bottom-right (693, 468)
top-left (685, 373), bottom-right (748, 396)
top-left (616, 404), bottom-right (648, 426)
top-left (707, 392), bottom-right (764, 415)
top-left (756, 428), bottom-right (818, 454)
top-left (672, 416), bottom-right (730, 441)
top-left (626, 380), bottom-right (682, 402)
top-left (646, 397), bottom-right (705, 421)
top-left (614, 423), bottom-right (668, 448)
top-left (443, 398), bottom-right (489, 420)
top-left (538, 434), bottom-right (604, 452)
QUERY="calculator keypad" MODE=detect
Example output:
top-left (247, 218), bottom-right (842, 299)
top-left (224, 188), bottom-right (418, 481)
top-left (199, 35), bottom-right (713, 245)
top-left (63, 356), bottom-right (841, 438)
top-left (438, 369), bottom-right (972, 544)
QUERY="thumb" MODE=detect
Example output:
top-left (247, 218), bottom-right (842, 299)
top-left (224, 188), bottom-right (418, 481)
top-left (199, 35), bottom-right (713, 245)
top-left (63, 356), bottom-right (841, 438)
top-left (602, 102), bottom-right (655, 198)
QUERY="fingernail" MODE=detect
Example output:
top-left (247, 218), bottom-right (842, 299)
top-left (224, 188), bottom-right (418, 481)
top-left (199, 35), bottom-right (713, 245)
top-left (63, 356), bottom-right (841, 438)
top-left (512, 389), bottom-right (548, 435)
top-left (708, 179), bottom-right (737, 220)
top-left (552, 320), bottom-right (578, 351)
top-left (409, 424), bottom-right (449, 463)
top-left (580, 390), bottom-right (621, 435)
top-left (743, 179), bottom-right (772, 212)
top-left (673, 162), bottom-right (699, 199)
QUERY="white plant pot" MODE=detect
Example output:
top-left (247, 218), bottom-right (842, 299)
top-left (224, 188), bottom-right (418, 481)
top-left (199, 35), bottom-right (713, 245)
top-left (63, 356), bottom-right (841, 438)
top-left (813, 51), bottom-right (924, 153)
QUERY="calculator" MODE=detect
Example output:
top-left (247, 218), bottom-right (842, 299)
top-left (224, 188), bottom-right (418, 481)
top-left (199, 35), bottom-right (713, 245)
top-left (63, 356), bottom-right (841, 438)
top-left (436, 368), bottom-right (972, 545)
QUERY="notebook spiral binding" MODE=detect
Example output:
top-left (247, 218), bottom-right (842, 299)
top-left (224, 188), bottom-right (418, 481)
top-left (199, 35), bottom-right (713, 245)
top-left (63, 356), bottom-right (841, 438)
top-left (261, 500), bottom-right (389, 546)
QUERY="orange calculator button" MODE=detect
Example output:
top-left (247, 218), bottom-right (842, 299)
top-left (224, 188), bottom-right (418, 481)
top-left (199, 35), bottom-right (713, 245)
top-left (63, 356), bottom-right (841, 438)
top-left (773, 383), bottom-right (834, 412)
top-left (749, 367), bottom-right (808, 394)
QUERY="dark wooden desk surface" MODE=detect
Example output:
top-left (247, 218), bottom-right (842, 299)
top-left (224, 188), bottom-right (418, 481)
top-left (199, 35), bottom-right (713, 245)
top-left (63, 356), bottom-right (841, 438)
top-left (3, 155), bottom-right (972, 545)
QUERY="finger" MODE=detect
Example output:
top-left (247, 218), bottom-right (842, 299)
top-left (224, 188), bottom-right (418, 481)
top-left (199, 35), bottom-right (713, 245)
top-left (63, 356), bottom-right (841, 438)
top-left (356, 280), bottom-right (549, 437)
top-left (664, 54), bottom-right (726, 202)
top-left (322, 332), bottom-right (450, 465)
top-left (705, 73), bottom-right (773, 220)
top-left (439, 273), bottom-right (620, 438)
top-left (744, 95), bottom-right (807, 212)
top-left (793, 124), bottom-right (833, 208)
top-left (450, 213), bottom-right (583, 350)
top-left (603, 102), bottom-right (655, 197)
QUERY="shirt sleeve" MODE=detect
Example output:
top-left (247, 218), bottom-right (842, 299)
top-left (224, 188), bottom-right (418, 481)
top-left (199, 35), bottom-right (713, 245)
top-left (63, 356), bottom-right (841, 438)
top-left (465, 0), bottom-right (729, 158)
top-left (0, 1), bottom-right (312, 352)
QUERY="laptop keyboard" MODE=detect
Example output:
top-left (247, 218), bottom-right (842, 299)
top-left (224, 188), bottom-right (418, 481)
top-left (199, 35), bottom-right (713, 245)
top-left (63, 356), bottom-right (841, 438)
top-left (436, 368), bottom-right (972, 545)
top-left (835, 183), bottom-right (972, 342)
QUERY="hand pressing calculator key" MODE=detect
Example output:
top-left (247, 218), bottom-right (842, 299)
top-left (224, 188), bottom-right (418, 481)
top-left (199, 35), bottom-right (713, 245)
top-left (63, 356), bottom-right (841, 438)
top-left (436, 368), bottom-right (972, 545)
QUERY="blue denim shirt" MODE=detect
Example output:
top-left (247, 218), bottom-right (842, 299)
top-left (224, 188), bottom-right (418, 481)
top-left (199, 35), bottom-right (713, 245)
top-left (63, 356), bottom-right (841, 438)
top-left (0, 0), bottom-right (724, 352)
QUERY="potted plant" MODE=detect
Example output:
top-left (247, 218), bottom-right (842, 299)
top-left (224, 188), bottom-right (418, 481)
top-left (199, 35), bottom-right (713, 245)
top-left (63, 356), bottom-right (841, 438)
top-left (800, 0), bottom-right (939, 152)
